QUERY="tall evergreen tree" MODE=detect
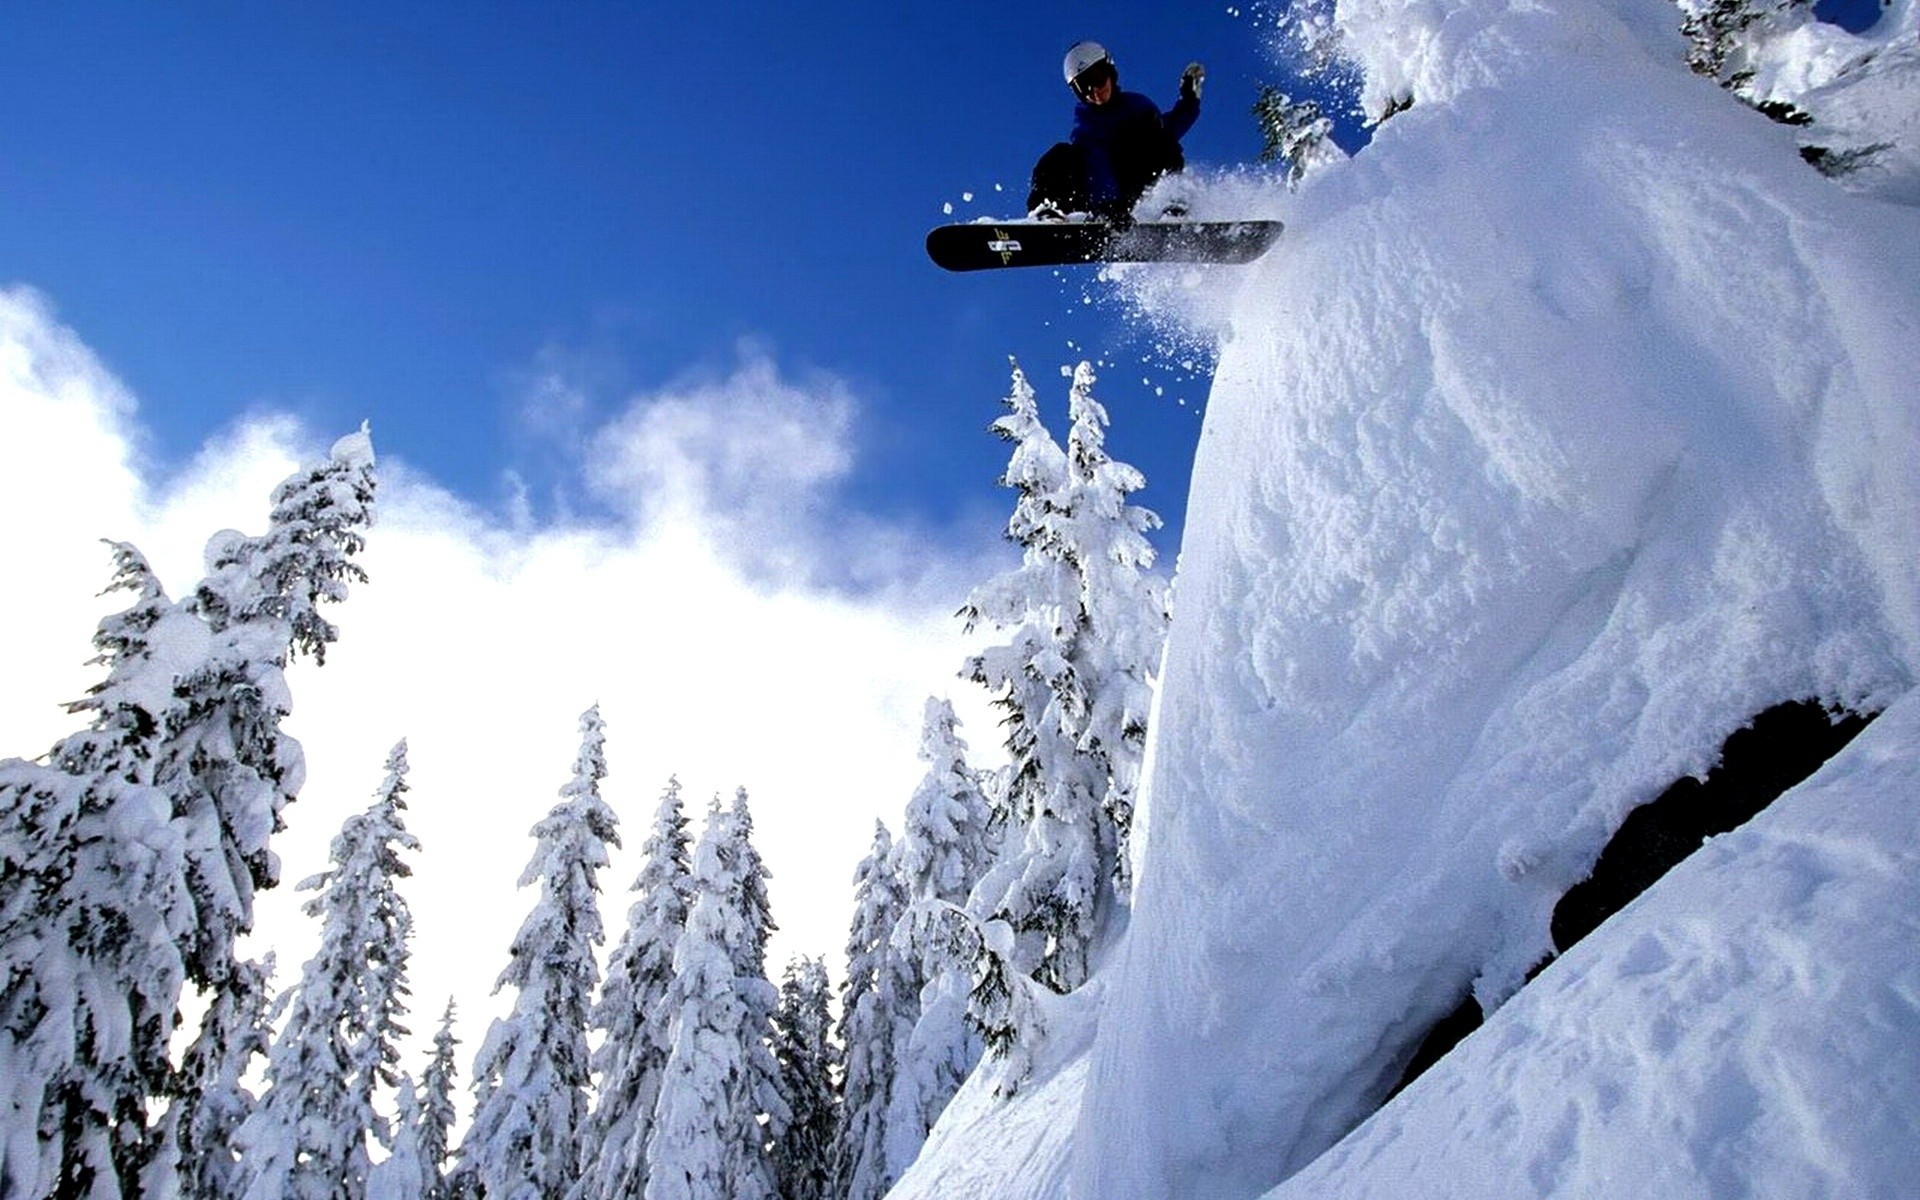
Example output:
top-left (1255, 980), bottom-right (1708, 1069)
top-left (894, 699), bottom-right (995, 932)
top-left (236, 739), bottom-right (422, 1200)
top-left (644, 795), bottom-right (782, 1200)
top-left (0, 544), bottom-right (193, 1198)
top-left (416, 1002), bottom-right (462, 1200)
top-left (575, 778), bottom-right (694, 1200)
top-left (834, 822), bottom-right (910, 1200)
top-left (960, 358), bottom-right (1071, 923)
top-left (723, 787), bottom-right (788, 1167)
top-left (167, 429), bottom-right (378, 995)
top-left (367, 1075), bottom-right (430, 1200)
top-left (0, 433), bottom-right (374, 1200)
top-left (459, 708), bottom-right (619, 1200)
top-left (962, 362), bottom-right (1167, 1035)
top-left (770, 956), bottom-right (839, 1200)
top-left (167, 954), bottom-right (277, 1200)
top-left (883, 699), bottom-right (993, 1165)
top-left (1051, 362), bottom-right (1168, 905)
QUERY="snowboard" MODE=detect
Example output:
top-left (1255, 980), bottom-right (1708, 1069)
top-left (925, 218), bottom-right (1282, 272)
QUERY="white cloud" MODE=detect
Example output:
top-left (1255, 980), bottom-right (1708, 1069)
top-left (0, 288), bottom-right (1006, 1092)
top-left (586, 345), bottom-right (860, 581)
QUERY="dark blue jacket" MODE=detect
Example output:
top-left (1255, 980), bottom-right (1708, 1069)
top-left (1071, 88), bottom-right (1200, 207)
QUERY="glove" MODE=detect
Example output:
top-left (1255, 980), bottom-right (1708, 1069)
top-left (1180, 62), bottom-right (1206, 102)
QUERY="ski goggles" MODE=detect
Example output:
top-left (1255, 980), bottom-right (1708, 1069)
top-left (1072, 60), bottom-right (1116, 98)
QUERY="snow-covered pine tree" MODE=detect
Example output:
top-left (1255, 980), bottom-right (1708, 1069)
top-left (894, 699), bottom-right (995, 931)
top-left (770, 956), bottom-right (839, 1200)
top-left (963, 362), bottom-right (1167, 1017)
top-left (165, 428), bottom-right (377, 1000)
top-left (644, 796), bottom-right (781, 1200)
top-left (834, 821), bottom-right (910, 1200)
top-left (416, 1002), bottom-right (461, 1200)
top-left (167, 954), bottom-right (276, 1200)
top-left (0, 543), bottom-right (198, 1198)
top-left (723, 787), bottom-right (789, 1168)
top-left (366, 1075), bottom-right (430, 1200)
top-left (1676, 0), bottom-right (1813, 89)
top-left (1252, 87), bottom-right (1347, 187)
top-left (458, 707), bottom-right (619, 1200)
top-left (882, 698), bottom-right (993, 1165)
top-left (1052, 362), bottom-right (1168, 905)
top-left (236, 739), bottom-right (422, 1200)
top-left (0, 433), bottom-right (375, 1200)
top-left (959, 360), bottom-right (1071, 847)
top-left (575, 778), bottom-right (694, 1200)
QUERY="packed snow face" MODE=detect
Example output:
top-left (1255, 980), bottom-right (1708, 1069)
top-left (897, 0), bottom-right (1920, 1197)
top-left (1267, 690), bottom-right (1920, 1198)
top-left (1072, 0), bottom-right (1920, 1196)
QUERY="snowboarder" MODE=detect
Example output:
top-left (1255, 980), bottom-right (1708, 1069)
top-left (1028, 42), bottom-right (1204, 222)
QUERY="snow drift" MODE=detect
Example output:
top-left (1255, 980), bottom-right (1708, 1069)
top-left (890, 0), bottom-right (1920, 1196)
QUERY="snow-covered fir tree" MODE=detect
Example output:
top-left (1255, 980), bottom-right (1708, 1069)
top-left (893, 699), bottom-right (996, 935)
top-left (770, 956), bottom-right (840, 1200)
top-left (416, 1002), bottom-right (462, 1200)
top-left (0, 544), bottom-right (194, 1198)
top-left (367, 1076), bottom-right (431, 1200)
top-left (644, 795), bottom-right (783, 1200)
top-left (882, 698), bottom-right (993, 1164)
top-left (958, 361), bottom-right (1070, 965)
top-left (236, 739), bottom-right (422, 1200)
top-left (1050, 362), bottom-right (1169, 903)
top-left (722, 786), bottom-right (789, 1168)
top-left (458, 707), bottom-right (619, 1200)
top-left (1676, 0), bottom-right (1812, 88)
top-left (963, 362), bottom-right (1168, 1005)
top-left (2, 425), bottom-right (375, 1200)
top-left (167, 954), bottom-right (276, 1200)
top-left (574, 778), bottom-right (694, 1200)
top-left (834, 821), bottom-right (911, 1200)
top-left (1253, 87), bottom-right (1347, 187)
top-left (166, 428), bottom-right (378, 997)
top-left (364, 1002), bottom-right (460, 1200)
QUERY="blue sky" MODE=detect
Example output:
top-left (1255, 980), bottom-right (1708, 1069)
top-left (3, 2), bottom-right (1337, 561)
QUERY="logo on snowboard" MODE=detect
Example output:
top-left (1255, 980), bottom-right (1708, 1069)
top-left (987, 228), bottom-right (1023, 264)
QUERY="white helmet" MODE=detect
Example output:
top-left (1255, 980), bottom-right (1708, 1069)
top-left (1063, 41), bottom-right (1115, 98)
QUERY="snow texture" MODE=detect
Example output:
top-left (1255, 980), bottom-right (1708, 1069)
top-left (1270, 689), bottom-right (1920, 1197)
top-left (891, 0), bottom-right (1920, 1196)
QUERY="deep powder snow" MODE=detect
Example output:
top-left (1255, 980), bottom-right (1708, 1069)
top-left (890, 0), bottom-right (1920, 1196)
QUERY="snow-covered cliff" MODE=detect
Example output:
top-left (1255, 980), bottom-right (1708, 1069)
top-left (891, 0), bottom-right (1920, 1195)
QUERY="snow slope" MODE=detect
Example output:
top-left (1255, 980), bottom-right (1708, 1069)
top-left (890, 0), bottom-right (1920, 1196)
top-left (1269, 689), bottom-right (1920, 1198)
